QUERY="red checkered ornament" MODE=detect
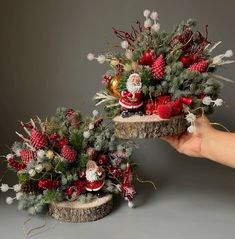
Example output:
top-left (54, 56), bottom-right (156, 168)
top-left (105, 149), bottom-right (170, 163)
top-left (30, 128), bottom-right (48, 149)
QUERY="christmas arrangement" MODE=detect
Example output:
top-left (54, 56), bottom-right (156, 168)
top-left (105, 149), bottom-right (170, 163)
top-left (0, 107), bottom-right (137, 221)
top-left (88, 9), bottom-right (234, 137)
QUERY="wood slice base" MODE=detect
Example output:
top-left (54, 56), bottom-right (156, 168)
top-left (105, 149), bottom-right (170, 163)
top-left (49, 194), bottom-right (113, 223)
top-left (113, 115), bottom-right (186, 139)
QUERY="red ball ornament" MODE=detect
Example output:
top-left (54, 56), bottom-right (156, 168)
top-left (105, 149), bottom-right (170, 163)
top-left (191, 55), bottom-right (198, 63)
top-left (139, 50), bottom-right (156, 66)
top-left (180, 56), bottom-right (191, 67)
top-left (66, 187), bottom-right (74, 196)
top-left (58, 138), bottom-right (69, 148)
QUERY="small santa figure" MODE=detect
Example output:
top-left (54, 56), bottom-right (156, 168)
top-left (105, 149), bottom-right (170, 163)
top-left (119, 73), bottom-right (143, 117)
top-left (85, 160), bottom-right (105, 192)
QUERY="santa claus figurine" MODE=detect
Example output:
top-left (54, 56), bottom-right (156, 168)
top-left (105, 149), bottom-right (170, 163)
top-left (119, 73), bottom-right (143, 117)
top-left (85, 160), bottom-right (105, 192)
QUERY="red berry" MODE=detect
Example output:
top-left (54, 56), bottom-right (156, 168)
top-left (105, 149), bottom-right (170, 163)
top-left (191, 55), bottom-right (198, 63)
top-left (138, 58), bottom-right (144, 65)
top-left (66, 109), bottom-right (75, 118)
top-left (180, 56), bottom-right (191, 67)
top-left (58, 138), bottom-right (69, 148)
top-left (139, 50), bottom-right (156, 66)
top-left (49, 133), bottom-right (59, 140)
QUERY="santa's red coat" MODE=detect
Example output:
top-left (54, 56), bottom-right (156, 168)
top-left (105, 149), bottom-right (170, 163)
top-left (119, 90), bottom-right (143, 110)
top-left (85, 180), bottom-right (105, 191)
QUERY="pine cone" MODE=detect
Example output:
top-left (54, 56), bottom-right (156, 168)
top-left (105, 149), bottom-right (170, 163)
top-left (69, 114), bottom-right (81, 128)
top-left (21, 181), bottom-right (38, 193)
top-left (61, 145), bottom-right (77, 163)
top-left (151, 55), bottom-right (165, 80)
top-left (31, 128), bottom-right (48, 149)
top-left (188, 60), bottom-right (209, 73)
top-left (20, 149), bottom-right (36, 164)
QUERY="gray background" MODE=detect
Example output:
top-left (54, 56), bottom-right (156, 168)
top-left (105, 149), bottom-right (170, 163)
top-left (1, 0), bottom-right (235, 238)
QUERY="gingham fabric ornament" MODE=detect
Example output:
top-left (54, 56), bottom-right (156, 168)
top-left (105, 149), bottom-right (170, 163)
top-left (30, 128), bottom-right (48, 149)
top-left (151, 54), bottom-right (165, 80)
top-left (19, 149), bottom-right (36, 164)
top-left (188, 60), bottom-right (209, 73)
top-left (61, 145), bottom-right (77, 163)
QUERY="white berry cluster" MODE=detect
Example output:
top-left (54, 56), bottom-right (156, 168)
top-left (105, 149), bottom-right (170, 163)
top-left (87, 53), bottom-right (106, 64)
top-left (1, 183), bottom-right (23, 205)
top-left (143, 9), bottom-right (160, 32)
top-left (202, 96), bottom-right (223, 107)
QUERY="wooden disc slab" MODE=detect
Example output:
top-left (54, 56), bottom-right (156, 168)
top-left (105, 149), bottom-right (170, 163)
top-left (113, 115), bottom-right (186, 139)
top-left (49, 194), bottom-right (113, 223)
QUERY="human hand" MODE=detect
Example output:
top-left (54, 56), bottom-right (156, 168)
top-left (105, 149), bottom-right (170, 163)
top-left (161, 116), bottom-right (215, 158)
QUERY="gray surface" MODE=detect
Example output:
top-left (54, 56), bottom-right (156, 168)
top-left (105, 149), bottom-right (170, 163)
top-left (0, 0), bottom-right (235, 238)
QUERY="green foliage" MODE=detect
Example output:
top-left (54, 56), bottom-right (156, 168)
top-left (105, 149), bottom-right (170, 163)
top-left (78, 153), bottom-right (88, 169)
top-left (18, 173), bottom-right (29, 183)
top-left (42, 189), bottom-right (62, 204)
top-left (93, 15), bottom-right (230, 118)
top-left (69, 128), bottom-right (84, 151)
top-left (117, 73), bottom-right (131, 91)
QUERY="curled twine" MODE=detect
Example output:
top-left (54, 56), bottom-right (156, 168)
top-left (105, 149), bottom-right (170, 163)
top-left (66, 186), bottom-right (78, 202)
top-left (23, 213), bottom-right (58, 239)
top-left (210, 122), bottom-right (230, 132)
top-left (136, 175), bottom-right (157, 190)
top-left (0, 168), bottom-right (9, 183)
top-left (186, 108), bottom-right (230, 133)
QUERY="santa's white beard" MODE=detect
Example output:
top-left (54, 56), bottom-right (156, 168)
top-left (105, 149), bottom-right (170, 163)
top-left (126, 82), bottom-right (142, 93)
top-left (86, 168), bottom-right (99, 182)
